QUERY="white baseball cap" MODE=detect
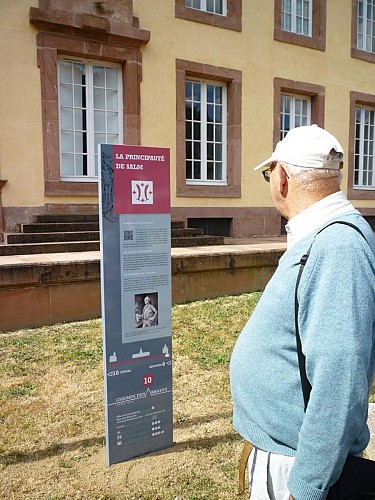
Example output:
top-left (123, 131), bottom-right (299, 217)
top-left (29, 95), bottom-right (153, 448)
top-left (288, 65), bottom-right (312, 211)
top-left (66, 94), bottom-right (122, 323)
top-left (253, 124), bottom-right (344, 171)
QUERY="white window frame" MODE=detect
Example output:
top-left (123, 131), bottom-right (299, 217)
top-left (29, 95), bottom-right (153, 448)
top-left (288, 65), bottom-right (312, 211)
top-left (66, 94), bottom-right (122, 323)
top-left (281, 0), bottom-right (312, 37)
top-left (185, 79), bottom-right (227, 186)
top-left (184, 0), bottom-right (227, 16)
top-left (357, 0), bottom-right (375, 53)
top-left (280, 93), bottom-right (311, 140)
top-left (354, 105), bottom-right (375, 189)
top-left (57, 58), bottom-right (123, 182)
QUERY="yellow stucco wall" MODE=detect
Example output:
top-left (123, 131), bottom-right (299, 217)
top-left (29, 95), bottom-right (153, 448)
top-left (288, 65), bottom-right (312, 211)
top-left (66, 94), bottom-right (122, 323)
top-left (0, 0), bottom-right (43, 207)
top-left (1, 0), bottom-right (375, 211)
top-left (136, 0), bottom-right (375, 209)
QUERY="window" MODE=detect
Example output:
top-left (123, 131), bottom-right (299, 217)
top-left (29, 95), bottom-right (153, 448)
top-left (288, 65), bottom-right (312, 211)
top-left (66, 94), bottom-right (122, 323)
top-left (352, 0), bottom-right (375, 62)
top-left (185, 80), bottom-right (227, 185)
top-left (354, 106), bottom-right (375, 189)
top-left (357, 0), bottom-right (375, 52)
top-left (348, 92), bottom-right (375, 199)
top-left (176, 59), bottom-right (242, 198)
top-left (29, 2), bottom-right (149, 197)
top-left (184, 0), bottom-right (226, 15)
top-left (58, 60), bottom-right (122, 181)
top-left (175, 0), bottom-right (242, 31)
top-left (281, 0), bottom-right (312, 36)
top-left (280, 94), bottom-right (311, 140)
top-left (273, 78), bottom-right (324, 147)
top-left (274, 0), bottom-right (326, 51)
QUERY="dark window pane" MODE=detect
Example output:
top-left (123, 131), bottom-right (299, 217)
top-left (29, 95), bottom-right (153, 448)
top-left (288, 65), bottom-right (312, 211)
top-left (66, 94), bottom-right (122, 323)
top-left (186, 102), bottom-right (192, 120)
top-left (193, 103), bottom-right (201, 120)
top-left (186, 141), bottom-right (192, 160)
top-left (193, 82), bottom-right (201, 101)
top-left (185, 81), bottom-right (192, 100)
top-left (207, 0), bottom-right (214, 12)
top-left (194, 122), bottom-right (201, 140)
top-left (215, 162), bottom-right (222, 180)
top-left (194, 161), bottom-right (201, 179)
top-left (355, 138), bottom-right (360, 155)
top-left (207, 123), bottom-right (214, 141)
top-left (215, 143), bottom-right (222, 161)
top-left (215, 124), bottom-right (222, 142)
top-left (356, 107), bottom-right (361, 124)
top-left (215, 105), bottom-right (222, 123)
top-left (207, 85), bottom-right (214, 103)
top-left (356, 123), bottom-right (361, 140)
top-left (207, 143), bottom-right (214, 160)
top-left (284, 114), bottom-right (290, 131)
top-left (194, 141), bottom-right (201, 159)
top-left (207, 104), bottom-right (214, 122)
top-left (186, 160), bottom-right (192, 179)
top-left (186, 121), bottom-right (192, 140)
top-left (215, 86), bottom-right (222, 103)
top-left (207, 161), bottom-right (214, 179)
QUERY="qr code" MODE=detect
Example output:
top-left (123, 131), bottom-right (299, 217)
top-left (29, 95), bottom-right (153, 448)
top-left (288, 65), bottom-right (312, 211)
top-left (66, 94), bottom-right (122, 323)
top-left (124, 230), bottom-right (134, 241)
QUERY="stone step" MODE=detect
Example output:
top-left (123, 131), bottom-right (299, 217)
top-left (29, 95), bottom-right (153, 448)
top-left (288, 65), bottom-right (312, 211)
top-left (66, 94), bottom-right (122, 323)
top-left (171, 235), bottom-right (225, 247)
top-left (171, 228), bottom-right (204, 238)
top-left (0, 214), bottom-right (226, 255)
top-left (21, 222), bottom-right (99, 233)
top-left (35, 213), bottom-right (98, 223)
top-left (0, 236), bottom-right (224, 254)
top-left (5, 231), bottom-right (99, 244)
top-left (0, 241), bottom-right (100, 256)
top-left (171, 219), bottom-right (185, 230)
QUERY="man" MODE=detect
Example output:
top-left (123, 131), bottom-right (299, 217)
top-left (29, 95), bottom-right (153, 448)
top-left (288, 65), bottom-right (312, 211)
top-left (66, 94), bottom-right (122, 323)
top-left (230, 125), bottom-right (375, 500)
top-left (142, 295), bottom-right (158, 327)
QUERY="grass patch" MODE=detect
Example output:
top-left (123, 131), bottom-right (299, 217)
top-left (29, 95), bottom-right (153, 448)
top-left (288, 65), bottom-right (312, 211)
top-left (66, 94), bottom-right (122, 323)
top-left (0, 319), bottom-right (102, 373)
top-left (173, 292), bottom-right (261, 367)
top-left (0, 294), bottom-right (258, 499)
top-left (0, 382), bottom-right (35, 399)
top-left (0, 292), bottom-right (374, 500)
top-left (370, 384), bottom-right (375, 404)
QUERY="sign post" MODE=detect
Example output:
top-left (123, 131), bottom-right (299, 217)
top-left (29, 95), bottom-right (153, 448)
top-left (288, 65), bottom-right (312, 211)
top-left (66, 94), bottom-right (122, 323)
top-left (99, 144), bottom-right (173, 465)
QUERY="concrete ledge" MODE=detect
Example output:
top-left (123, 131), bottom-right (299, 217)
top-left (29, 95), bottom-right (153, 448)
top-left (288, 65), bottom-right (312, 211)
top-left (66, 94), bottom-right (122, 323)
top-left (172, 247), bottom-right (284, 303)
top-left (0, 241), bottom-right (286, 332)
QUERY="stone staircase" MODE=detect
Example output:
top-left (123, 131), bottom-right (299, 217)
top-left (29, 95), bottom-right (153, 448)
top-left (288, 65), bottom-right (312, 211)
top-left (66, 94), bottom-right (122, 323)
top-left (170, 219), bottom-right (224, 247)
top-left (0, 214), bottom-right (224, 256)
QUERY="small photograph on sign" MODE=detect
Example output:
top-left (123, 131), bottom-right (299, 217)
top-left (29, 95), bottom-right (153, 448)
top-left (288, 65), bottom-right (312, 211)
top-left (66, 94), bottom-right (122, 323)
top-left (135, 292), bottom-right (159, 329)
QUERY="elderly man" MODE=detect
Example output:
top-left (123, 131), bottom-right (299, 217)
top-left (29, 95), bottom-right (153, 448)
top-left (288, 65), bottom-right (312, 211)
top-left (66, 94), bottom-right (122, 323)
top-left (142, 295), bottom-right (158, 327)
top-left (230, 125), bottom-right (375, 500)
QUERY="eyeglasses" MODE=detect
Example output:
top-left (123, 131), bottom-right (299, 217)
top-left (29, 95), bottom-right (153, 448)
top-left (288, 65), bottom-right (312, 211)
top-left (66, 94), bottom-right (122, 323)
top-left (262, 163), bottom-right (289, 182)
top-left (262, 162), bottom-right (276, 182)
top-left (262, 166), bottom-right (274, 182)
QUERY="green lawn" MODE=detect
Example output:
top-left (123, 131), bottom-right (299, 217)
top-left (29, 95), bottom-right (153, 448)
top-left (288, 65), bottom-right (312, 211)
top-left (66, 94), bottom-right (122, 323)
top-left (0, 292), bottom-right (373, 499)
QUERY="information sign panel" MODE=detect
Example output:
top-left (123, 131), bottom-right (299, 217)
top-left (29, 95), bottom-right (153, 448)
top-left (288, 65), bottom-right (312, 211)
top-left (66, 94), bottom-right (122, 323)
top-left (99, 144), bottom-right (173, 465)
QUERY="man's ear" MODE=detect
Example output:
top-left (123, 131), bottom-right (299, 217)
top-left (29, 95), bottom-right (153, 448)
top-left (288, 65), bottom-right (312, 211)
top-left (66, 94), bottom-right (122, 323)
top-left (276, 164), bottom-right (288, 198)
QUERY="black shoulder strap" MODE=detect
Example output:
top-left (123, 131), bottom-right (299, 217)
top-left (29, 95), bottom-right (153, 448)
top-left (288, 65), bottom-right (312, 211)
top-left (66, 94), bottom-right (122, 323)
top-left (295, 221), bottom-right (367, 412)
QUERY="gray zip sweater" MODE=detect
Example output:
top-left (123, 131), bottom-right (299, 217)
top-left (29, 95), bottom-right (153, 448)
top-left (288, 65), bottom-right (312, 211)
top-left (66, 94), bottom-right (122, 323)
top-left (230, 212), bottom-right (375, 500)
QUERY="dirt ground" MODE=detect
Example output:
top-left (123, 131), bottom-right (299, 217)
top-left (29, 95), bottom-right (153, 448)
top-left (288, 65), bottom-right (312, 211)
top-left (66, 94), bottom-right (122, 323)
top-left (0, 357), bottom-right (245, 500)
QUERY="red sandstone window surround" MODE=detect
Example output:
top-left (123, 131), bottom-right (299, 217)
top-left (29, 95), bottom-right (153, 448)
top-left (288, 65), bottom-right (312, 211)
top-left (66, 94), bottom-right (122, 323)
top-left (176, 59), bottom-right (242, 198)
top-left (274, 0), bottom-right (327, 51)
top-left (175, 0), bottom-right (242, 31)
top-left (29, 4), bottom-right (149, 197)
top-left (348, 91), bottom-right (375, 199)
top-left (351, 0), bottom-right (375, 63)
top-left (273, 78), bottom-right (325, 147)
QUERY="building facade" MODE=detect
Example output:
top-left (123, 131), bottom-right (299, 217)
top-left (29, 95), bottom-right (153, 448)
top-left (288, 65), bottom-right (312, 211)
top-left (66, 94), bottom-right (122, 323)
top-left (0, 0), bottom-right (374, 239)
